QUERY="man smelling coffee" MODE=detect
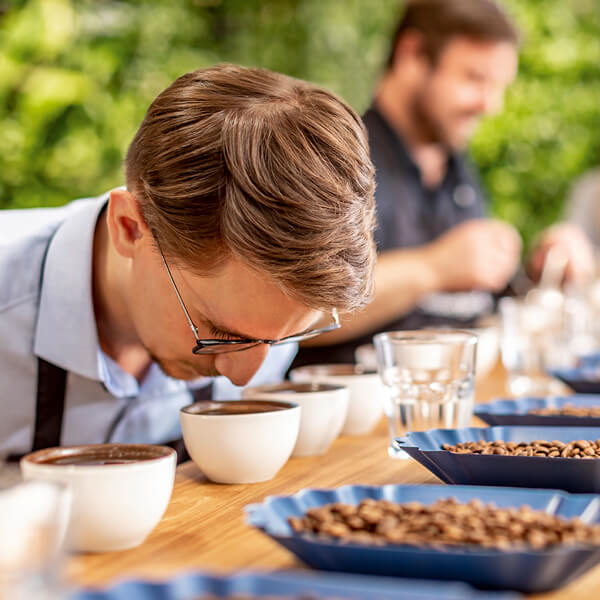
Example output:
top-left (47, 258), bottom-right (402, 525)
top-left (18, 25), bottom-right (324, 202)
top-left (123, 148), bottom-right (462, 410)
top-left (0, 64), bottom-right (376, 459)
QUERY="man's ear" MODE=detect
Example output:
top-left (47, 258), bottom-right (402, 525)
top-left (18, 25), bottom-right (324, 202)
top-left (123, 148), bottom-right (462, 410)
top-left (107, 189), bottom-right (150, 259)
top-left (392, 30), bottom-right (428, 75)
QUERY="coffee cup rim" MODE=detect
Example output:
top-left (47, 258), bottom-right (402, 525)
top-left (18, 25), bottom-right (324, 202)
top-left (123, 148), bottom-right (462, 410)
top-left (291, 364), bottom-right (378, 377)
top-left (181, 399), bottom-right (299, 417)
top-left (21, 443), bottom-right (176, 468)
top-left (245, 382), bottom-right (347, 394)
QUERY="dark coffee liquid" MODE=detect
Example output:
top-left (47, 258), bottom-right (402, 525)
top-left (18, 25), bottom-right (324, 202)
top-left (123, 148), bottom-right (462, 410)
top-left (200, 405), bottom-right (287, 416)
top-left (40, 456), bottom-right (141, 466)
top-left (183, 399), bottom-right (295, 416)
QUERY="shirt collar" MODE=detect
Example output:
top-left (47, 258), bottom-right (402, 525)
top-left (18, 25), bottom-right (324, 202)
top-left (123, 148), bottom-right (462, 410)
top-left (33, 193), bottom-right (109, 380)
top-left (364, 105), bottom-right (418, 174)
top-left (364, 104), bottom-right (462, 185)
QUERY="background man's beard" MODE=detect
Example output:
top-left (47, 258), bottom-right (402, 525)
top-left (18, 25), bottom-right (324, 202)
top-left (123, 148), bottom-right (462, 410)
top-left (411, 93), bottom-right (452, 149)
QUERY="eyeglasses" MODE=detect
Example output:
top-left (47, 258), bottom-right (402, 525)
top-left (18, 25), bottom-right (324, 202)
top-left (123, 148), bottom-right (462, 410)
top-left (156, 241), bottom-right (341, 355)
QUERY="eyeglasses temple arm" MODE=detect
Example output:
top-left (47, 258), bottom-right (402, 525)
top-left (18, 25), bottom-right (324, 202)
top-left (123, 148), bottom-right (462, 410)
top-left (157, 242), bottom-right (201, 342)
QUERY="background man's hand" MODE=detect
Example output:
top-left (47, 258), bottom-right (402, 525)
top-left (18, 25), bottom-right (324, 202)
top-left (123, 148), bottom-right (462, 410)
top-left (528, 223), bottom-right (595, 285)
top-left (424, 219), bottom-right (522, 292)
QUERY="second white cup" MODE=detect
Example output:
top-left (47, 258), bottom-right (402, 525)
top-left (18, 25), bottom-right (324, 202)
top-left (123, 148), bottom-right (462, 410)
top-left (289, 365), bottom-right (385, 435)
top-left (243, 382), bottom-right (348, 457)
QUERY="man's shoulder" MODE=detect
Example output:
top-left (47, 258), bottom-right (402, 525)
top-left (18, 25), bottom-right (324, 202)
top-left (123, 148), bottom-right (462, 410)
top-left (0, 229), bottom-right (52, 314)
top-left (0, 197), bottom-right (102, 312)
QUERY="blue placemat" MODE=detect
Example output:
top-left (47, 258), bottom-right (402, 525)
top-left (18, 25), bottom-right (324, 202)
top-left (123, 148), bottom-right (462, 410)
top-left (71, 569), bottom-right (522, 600)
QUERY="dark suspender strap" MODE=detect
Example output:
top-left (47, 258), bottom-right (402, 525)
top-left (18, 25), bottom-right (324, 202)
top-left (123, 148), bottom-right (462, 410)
top-left (5, 356), bottom-right (68, 462)
top-left (164, 382), bottom-right (214, 464)
top-left (191, 382), bottom-right (214, 403)
top-left (32, 357), bottom-right (68, 451)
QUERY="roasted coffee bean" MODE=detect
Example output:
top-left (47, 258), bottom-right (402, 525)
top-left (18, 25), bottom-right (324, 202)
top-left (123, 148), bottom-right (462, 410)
top-left (529, 403), bottom-right (600, 418)
top-left (442, 439), bottom-right (600, 458)
top-left (288, 498), bottom-right (600, 551)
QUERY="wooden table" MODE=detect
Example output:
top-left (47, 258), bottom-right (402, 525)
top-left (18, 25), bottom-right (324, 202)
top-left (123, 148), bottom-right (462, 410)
top-left (68, 362), bottom-right (600, 598)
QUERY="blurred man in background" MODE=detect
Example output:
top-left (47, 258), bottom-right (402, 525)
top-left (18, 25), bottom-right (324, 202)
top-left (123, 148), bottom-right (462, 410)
top-left (293, 0), bottom-right (594, 366)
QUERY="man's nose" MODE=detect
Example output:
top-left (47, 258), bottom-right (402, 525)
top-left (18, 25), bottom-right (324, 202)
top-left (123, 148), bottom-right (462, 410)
top-left (214, 344), bottom-right (271, 387)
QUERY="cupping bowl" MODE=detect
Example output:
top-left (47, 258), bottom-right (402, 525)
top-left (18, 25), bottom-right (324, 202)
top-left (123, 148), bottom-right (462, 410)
top-left (396, 426), bottom-right (600, 493)
top-left (180, 400), bottom-right (300, 484)
top-left (20, 444), bottom-right (176, 552)
top-left (70, 569), bottom-right (521, 600)
top-left (289, 364), bottom-right (385, 435)
top-left (475, 395), bottom-right (600, 427)
top-left (245, 483), bottom-right (600, 593)
top-left (243, 382), bottom-right (348, 457)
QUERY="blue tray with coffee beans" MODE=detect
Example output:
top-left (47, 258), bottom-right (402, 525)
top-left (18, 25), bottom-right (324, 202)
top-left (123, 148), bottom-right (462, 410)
top-left (474, 395), bottom-right (600, 427)
top-left (548, 365), bottom-right (600, 394)
top-left (578, 352), bottom-right (600, 366)
top-left (395, 426), bottom-right (600, 493)
top-left (245, 483), bottom-right (600, 593)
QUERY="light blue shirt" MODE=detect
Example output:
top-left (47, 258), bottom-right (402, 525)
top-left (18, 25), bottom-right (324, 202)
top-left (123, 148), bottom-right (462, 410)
top-left (0, 191), bottom-right (296, 457)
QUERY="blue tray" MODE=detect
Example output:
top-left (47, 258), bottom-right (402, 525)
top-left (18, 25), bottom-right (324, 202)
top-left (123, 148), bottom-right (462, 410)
top-left (245, 483), bottom-right (600, 593)
top-left (396, 426), bottom-right (600, 492)
top-left (548, 366), bottom-right (600, 394)
top-left (474, 395), bottom-right (600, 426)
top-left (71, 569), bottom-right (520, 600)
top-left (578, 352), bottom-right (600, 368)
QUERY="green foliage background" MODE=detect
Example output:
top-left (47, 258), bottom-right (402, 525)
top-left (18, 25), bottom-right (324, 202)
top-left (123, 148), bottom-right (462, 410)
top-left (1, 0), bottom-right (599, 248)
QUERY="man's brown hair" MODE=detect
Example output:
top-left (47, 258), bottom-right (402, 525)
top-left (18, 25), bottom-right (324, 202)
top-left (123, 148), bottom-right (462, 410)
top-left (125, 64), bottom-right (375, 312)
top-left (386, 0), bottom-right (519, 69)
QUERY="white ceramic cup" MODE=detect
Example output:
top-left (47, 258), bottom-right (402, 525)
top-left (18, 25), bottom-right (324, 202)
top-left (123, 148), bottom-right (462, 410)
top-left (289, 364), bottom-right (385, 435)
top-left (243, 382), bottom-right (349, 457)
top-left (20, 444), bottom-right (176, 553)
top-left (180, 399), bottom-right (300, 483)
top-left (468, 325), bottom-right (500, 379)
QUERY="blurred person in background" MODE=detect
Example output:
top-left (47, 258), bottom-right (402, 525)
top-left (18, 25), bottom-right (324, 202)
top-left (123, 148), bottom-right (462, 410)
top-left (292, 0), bottom-right (594, 367)
top-left (565, 167), bottom-right (600, 248)
top-left (0, 64), bottom-right (376, 460)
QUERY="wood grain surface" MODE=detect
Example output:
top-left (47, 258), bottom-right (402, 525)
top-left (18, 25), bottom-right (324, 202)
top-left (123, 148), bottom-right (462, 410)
top-left (67, 362), bottom-right (600, 599)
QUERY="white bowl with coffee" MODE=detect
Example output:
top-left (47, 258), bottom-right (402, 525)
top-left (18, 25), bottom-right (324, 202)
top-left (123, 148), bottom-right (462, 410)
top-left (180, 399), bottom-right (300, 484)
top-left (243, 382), bottom-right (348, 457)
top-left (20, 444), bottom-right (176, 553)
top-left (289, 364), bottom-right (385, 435)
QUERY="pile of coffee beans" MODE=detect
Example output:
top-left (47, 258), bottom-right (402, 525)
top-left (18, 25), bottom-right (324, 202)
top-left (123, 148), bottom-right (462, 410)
top-left (288, 497), bottom-right (600, 550)
top-left (441, 439), bottom-right (600, 458)
top-left (529, 404), bottom-right (600, 417)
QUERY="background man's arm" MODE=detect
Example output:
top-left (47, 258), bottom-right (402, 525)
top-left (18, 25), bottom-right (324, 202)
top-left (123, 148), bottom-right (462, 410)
top-left (303, 247), bottom-right (438, 345)
top-left (304, 218), bottom-right (523, 347)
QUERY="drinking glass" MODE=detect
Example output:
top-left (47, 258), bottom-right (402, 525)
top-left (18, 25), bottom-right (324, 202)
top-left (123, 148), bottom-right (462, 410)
top-left (0, 478), bottom-right (71, 600)
top-left (373, 330), bottom-right (477, 458)
top-left (498, 296), bottom-right (582, 397)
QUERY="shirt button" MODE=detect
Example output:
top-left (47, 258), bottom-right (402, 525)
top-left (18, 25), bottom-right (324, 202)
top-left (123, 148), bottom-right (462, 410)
top-left (453, 184), bottom-right (476, 208)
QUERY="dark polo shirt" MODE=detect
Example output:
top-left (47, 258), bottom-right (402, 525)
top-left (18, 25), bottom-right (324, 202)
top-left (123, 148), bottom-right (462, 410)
top-left (291, 106), bottom-right (493, 367)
